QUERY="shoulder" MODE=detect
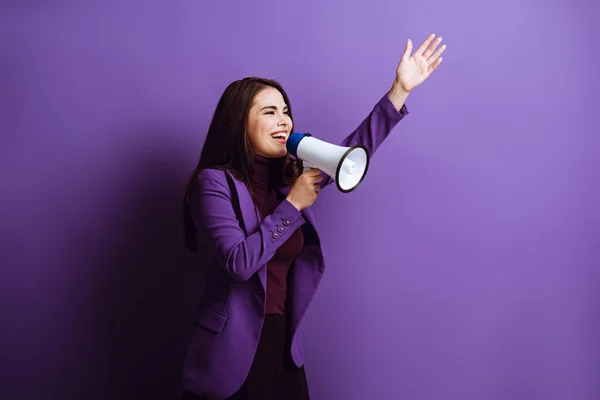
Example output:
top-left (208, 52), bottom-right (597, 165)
top-left (190, 168), bottom-right (231, 194)
top-left (193, 168), bottom-right (245, 195)
top-left (196, 167), bottom-right (226, 181)
top-left (196, 167), bottom-right (245, 181)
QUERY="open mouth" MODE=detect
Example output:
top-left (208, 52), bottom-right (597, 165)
top-left (270, 132), bottom-right (288, 144)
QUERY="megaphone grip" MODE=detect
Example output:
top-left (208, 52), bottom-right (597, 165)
top-left (303, 161), bottom-right (317, 173)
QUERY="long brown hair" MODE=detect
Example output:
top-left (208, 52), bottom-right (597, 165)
top-left (183, 77), bottom-right (302, 250)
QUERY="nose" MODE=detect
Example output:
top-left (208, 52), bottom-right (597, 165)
top-left (277, 113), bottom-right (290, 127)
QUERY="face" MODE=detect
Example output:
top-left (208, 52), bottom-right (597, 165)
top-left (246, 87), bottom-right (293, 158)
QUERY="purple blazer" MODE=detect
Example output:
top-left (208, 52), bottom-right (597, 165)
top-left (182, 93), bottom-right (408, 399)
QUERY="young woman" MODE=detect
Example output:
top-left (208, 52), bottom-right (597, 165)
top-left (182, 33), bottom-right (446, 400)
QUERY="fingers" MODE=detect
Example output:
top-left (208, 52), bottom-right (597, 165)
top-left (423, 36), bottom-right (443, 60)
top-left (428, 57), bottom-right (443, 73)
top-left (402, 39), bottom-right (412, 61)
top-left (415, 33), bottom-right (436, 56)
top-left (305, 168), bottom-right (322, 177)
top-left (427, 43), bottom-right (446, 64)
top-left (300, 168), bottom-right (322, 185)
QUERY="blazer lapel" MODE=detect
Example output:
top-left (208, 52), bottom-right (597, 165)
top-left (225, 171), bottom-right (267, 292)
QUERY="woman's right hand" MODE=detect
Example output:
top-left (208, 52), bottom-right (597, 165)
top-left (286, 168), bottom-right (323, 211)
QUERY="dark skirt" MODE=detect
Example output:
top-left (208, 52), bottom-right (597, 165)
top-left (183, 313), bottom-right (310, 400)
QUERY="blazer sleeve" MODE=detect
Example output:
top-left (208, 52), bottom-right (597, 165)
top-left (320, 93), bottom-right (409, 189)
top-left (189, 169), bottom-right (306, 282)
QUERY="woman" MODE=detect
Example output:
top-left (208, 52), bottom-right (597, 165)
top-left (182, 33), bottom-right (446, 399)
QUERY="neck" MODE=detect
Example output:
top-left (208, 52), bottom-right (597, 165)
top-left (251, 154), bottom-right (273, 190)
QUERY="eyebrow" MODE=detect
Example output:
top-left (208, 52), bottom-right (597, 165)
top-left (260, 105), bottom-right (288, 111)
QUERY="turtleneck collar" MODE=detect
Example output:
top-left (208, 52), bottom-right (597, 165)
top-left (251, 154), bottom-right (274, 191)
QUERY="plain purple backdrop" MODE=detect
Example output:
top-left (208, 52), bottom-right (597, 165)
top-left (1, 1), bottom-right (599, 399)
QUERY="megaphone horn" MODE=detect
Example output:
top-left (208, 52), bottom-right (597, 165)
top-left (286, 132), bottom-right (370, 193)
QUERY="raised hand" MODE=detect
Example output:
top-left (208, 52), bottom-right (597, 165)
top-left (395, 33), bottom-right (446, 93)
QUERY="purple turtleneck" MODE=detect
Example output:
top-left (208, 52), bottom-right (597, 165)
top-left (251, 155), bottom-right (304, 315)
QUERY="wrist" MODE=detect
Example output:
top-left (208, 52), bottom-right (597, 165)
top-left (286, 196), bottom-right (301, 211)
top-left (387, 83), bottom-right (410, 111)
top-left (390, 81), bottom-right (410, 96)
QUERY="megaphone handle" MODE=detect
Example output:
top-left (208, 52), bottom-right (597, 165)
top-left (303, 161), bottom-right (316, 174)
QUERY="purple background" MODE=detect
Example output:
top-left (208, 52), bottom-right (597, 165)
top-left (2, 1), bottom-right (599, 399)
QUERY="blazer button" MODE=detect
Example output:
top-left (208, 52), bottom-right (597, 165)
top-left (272, 232), bottom-right (279, 239)
top-left (277, 226), bottom-right (284, 233)
top-left (282, 219), bottom-right (290, 226)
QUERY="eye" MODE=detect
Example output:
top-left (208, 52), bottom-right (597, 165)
top-left (265, 111), bottom-right (275, 115)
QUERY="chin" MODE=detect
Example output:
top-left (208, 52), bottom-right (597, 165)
top-left (257, 151), bottom-right (286, 159)
top-left (269, 148), bottom-right (287, 159)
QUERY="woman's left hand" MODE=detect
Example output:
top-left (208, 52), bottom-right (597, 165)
top-left (394, 33), bottom-right (446, 93)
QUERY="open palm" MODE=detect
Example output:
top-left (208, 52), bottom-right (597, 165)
top-left (395, 33), bottom-right (446, 92)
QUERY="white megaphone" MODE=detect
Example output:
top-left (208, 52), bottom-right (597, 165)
top-left (286, 132), bottom-right (370, 193)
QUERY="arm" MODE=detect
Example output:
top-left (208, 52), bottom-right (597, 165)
top-left (319, 32), bottom-right (446, 189)
top-left (189, 169), bottom-right (306, 282)
top-left (319, 90), bottom-right (409, 189)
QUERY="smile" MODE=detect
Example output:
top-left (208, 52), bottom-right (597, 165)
top-left (270, 132), bottom-right (288, 144)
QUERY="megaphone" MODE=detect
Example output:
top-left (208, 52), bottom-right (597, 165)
top-left (286, 132), bottom-right (370, 193)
